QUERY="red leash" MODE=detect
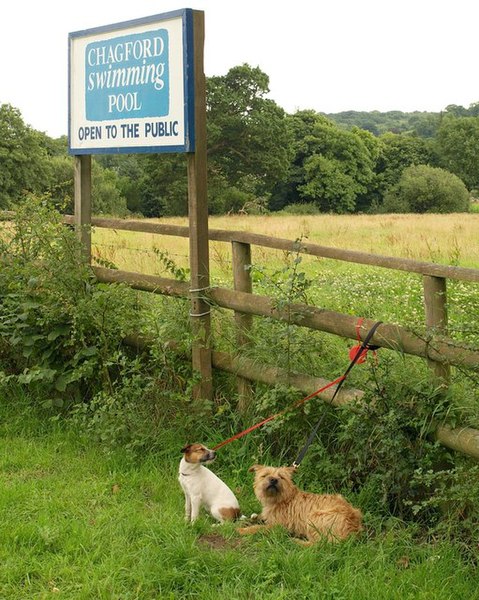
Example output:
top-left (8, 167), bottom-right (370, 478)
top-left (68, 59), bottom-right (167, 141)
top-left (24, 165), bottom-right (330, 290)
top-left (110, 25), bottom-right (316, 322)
top-left (212, 319), bottom-right (382, 453)
top-left (212, 374), bottom-right (346, 450)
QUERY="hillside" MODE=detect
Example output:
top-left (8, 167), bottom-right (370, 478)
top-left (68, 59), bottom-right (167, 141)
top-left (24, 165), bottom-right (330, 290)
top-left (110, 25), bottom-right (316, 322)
top-left (323, 109), bottom-right (441, 137)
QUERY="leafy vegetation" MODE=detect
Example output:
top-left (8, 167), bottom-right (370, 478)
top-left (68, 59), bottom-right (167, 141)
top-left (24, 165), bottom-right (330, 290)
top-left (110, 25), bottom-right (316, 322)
top-left (0, 196), bottom-right (142, 407)
top-left (0, 104), bottom-right (51, 208)
top-left (324, 109), bottom-right (441, 137)
top-left (436, 115), bottom-right (479, 190)
top-left (273, 111), bottom-right (377, 213)
top-left (2, 67), bottom-right (479, 216)
top-left (383, 165), bottom-right (470, 213)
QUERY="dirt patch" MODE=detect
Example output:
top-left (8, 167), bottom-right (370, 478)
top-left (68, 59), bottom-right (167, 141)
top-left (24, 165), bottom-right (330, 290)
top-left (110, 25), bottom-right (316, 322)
top-left (197, 532), bottom-right (242, 550)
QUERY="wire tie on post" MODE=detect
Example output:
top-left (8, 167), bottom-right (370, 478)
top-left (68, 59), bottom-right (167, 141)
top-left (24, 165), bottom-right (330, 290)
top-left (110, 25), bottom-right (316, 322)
top-left (190, 286), bottom-right (211, 316)
top-left (189, 310), bottom-right (211, 318)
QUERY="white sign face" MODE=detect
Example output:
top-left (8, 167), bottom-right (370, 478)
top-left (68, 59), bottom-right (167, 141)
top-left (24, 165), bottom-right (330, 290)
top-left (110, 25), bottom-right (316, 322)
top-left (69, 10), bottom-right (195, 154)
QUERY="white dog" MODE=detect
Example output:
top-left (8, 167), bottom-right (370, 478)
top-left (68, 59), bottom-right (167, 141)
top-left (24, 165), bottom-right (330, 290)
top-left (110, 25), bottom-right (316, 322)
top-left (179, 443), bottom-right (241, 523)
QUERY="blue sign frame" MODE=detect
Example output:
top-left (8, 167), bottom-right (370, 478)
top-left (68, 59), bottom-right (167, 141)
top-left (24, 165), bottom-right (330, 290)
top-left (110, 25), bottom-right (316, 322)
top-left (68, 9), bottom-right (195, 155)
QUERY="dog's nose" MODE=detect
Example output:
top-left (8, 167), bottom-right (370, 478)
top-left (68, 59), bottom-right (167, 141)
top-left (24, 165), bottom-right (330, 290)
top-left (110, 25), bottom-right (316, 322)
top-left (269, 478), bottom-right (278, 485)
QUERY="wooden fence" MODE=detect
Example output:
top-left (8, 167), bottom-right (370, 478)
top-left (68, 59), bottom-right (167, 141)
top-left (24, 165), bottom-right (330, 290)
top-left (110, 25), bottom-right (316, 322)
top-left (3, 208), bottom-right (479, 458)
top-left (61, 214), bottom-right (479, 461)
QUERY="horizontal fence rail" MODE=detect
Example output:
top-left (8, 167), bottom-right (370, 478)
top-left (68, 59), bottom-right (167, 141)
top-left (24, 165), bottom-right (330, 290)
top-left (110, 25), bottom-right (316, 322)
top-left (123, 333), bottom-right (365, 407)
top-left (93, 266), bottom-right (479, 369)
top-left (65, 215), bottom-right (479, 283)
top-left (122, 330), bottom-right (479, 461)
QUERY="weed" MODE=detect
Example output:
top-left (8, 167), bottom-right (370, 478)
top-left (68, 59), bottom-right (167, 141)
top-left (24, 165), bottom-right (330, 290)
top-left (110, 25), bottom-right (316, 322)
top-left (247, 236), bottom-right (313, 373)
top-left (153, 247), bottom-right (189, 281)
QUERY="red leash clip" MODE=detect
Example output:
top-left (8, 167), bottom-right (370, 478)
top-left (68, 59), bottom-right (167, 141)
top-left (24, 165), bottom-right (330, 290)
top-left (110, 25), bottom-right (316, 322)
top-left (349, 318), bottom-right (377, 364)
top-left (348, 344), bottom-right (369, 364)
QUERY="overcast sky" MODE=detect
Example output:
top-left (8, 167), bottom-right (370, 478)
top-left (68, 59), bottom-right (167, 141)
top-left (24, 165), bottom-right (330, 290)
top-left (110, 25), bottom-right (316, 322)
top-left (1, 0), bottom-right (477, 138)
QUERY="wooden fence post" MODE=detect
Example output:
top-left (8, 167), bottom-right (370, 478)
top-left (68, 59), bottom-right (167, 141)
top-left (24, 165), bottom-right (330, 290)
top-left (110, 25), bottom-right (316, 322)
top-left (187, 11), bottom-right (213, 401)
top-left (232, 241), bottom-right (254, 413)
top-left (423, 275), bottom-right (450, 387)
top-left (74, 155), bottom-right (92, 263)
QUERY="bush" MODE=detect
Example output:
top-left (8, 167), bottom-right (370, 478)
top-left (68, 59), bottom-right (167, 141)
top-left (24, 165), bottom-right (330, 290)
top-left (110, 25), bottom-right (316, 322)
top-left (209, 185), bottom-right (251, 214)
top-left (280, 202), bottom-right (321, 215)
top-left (383, 164), bottom-right (470, 213)
top-left (0, 196), bottom-right (141, 405)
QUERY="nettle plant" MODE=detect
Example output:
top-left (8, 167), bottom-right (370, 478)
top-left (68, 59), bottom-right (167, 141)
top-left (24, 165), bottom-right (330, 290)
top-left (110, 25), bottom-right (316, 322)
top-left (248, 237), bottom-right (313, 373)
top-left (0, 196), bottom-right (141, 406)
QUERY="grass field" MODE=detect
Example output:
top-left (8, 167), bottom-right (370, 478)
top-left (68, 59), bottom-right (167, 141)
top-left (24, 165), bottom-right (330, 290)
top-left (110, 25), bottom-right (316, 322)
top-left (92, 211), bottom-right (479, 363)
top-left (92, 213), bottom-right (479, 278)
top-left (2, 388), bottom-right (479, 600)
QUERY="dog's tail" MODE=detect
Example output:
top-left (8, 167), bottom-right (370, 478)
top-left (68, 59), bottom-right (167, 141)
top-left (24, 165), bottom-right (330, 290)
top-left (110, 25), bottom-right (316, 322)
top-left (218, 507), bottom-right (242, 521)
top-left (347, 507), bottom-right (363, 534)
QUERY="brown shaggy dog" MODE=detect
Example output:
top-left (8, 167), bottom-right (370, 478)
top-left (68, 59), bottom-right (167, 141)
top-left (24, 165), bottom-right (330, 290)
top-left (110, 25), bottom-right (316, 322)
top-left (238, 465), bottom-right (362, 545)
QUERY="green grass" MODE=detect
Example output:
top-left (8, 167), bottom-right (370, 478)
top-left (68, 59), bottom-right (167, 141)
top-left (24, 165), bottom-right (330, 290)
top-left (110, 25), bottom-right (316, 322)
top-left (1, 390), bottom-right (478, 600)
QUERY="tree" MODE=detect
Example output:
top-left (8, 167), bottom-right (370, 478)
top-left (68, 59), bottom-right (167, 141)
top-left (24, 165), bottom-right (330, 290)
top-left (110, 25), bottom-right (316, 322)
top-left (299, 155), bottom-right (358, 212)
top-left (436, 116), bottom-right (479, 189)
top-left (46, 155), bottom-right (74, 212)
top-left (443, 104), bottom-right (470, 118)
top-left (325, 109), bottom-right (440, 137)
top-left (376, 133), bottom-right (437, 190)
top-left (206, 64), bottom-right (293, 197)
top-left (370, 133), bottom-right (438, 211)
top-left (351, 127), bottom-right (382, 211)
top-left (96, 153), bottom-right (144, 214)
top-left (0, 104), bottom-right (51, 208)
top-left (382, 164), bottom-right (470, 213)
top-left (137, 154), bottom-right (186, 217)
top-left (275, 110), bottom-right (378, 213)
top-left (467, 102), bottom-right (479, 117)
top-left (138, 64), bottom-right (294, 216)
top-left (269, 110), bottom-right (323, 210)
top-left (91, 161), bottom-right (128, 215)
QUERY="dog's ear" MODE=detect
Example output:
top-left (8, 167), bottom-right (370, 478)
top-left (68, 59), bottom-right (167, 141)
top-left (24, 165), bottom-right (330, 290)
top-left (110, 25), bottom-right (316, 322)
top-left (284, 466), bottom-right (297, 476)
top-left (248, 464), bottom-right (263, 473)
top-left (180, 444), bottom-right (192, 454)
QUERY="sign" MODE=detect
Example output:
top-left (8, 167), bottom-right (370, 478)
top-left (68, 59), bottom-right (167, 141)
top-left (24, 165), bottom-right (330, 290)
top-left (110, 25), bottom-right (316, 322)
top-left (68, 9), bottom-right (195, 154)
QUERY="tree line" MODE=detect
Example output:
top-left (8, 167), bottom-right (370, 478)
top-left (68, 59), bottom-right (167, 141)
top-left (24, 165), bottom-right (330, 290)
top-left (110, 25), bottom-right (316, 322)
top-left (1, 64), bottom-right (478, 216)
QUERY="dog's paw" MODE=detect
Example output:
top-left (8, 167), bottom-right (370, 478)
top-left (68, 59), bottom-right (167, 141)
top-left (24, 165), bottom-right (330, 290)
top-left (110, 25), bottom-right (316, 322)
top-left (237, 524), bottom-right (266, 536)
top-left (294, 538), bottom-right (315, 547)
top-left (250, 513), bottom-right (259, 521)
